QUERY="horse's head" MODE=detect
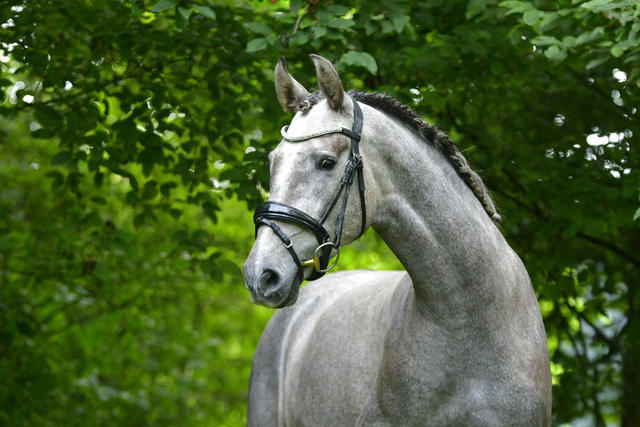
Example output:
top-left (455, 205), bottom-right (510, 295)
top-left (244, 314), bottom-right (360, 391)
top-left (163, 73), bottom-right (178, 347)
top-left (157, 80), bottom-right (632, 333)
top-left (243, 55), bottom-right (374, 308)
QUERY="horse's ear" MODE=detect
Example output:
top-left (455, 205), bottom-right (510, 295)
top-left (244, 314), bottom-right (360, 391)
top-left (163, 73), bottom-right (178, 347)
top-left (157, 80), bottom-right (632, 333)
top-left (310, 54), bottom-right (344, 111)
top-left (274, 57), bottom-right (310, 112)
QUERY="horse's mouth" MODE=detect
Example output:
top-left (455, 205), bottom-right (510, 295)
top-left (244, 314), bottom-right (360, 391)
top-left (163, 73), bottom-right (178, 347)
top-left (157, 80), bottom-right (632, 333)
top-left (275, 282), bottom-right (301, 308)
top-left (250, 277), bottom-right (302, 309)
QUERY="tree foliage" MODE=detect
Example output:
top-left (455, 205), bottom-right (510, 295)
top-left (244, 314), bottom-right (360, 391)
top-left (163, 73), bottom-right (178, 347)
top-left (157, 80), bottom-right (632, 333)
top-left (1, 0), bottom-right (639, 425)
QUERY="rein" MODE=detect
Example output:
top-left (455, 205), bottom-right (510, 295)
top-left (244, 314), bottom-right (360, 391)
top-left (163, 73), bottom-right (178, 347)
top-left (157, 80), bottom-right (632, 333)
top-left (253, 96), bottom-right (366, 282)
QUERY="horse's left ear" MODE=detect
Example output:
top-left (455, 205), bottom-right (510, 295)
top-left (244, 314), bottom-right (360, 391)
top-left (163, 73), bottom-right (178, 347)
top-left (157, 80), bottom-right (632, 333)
top-left (310, 54), bottom-right (344, 111)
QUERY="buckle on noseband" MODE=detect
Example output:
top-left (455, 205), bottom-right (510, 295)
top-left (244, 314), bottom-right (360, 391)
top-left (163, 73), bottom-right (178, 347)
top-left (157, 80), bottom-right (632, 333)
top-left (253, 95), bottom-right (366, 282)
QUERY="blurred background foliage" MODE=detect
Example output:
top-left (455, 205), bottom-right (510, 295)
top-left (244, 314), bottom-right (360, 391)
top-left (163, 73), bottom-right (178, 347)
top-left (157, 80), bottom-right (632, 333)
top-left (0, 0), bottom-right (639, 425)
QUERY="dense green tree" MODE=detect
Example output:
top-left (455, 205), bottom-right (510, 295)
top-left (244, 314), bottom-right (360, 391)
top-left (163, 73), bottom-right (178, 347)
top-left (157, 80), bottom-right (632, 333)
top-left (1, 0), bottom-right (638, 425)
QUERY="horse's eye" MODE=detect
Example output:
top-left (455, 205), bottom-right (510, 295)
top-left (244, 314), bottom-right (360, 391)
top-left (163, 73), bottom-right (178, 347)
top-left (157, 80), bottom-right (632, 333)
top-left (319, 158), bottom-right (336, 170)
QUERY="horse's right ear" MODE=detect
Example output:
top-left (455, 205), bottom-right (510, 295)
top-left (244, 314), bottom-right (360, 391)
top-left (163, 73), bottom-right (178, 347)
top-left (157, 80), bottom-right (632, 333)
top-left (274, 57), bottom-right (310, 112)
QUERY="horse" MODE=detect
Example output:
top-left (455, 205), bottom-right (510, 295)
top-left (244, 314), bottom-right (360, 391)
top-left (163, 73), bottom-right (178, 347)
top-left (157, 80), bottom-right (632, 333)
top-left (243, 54), bottom-right (551, 426)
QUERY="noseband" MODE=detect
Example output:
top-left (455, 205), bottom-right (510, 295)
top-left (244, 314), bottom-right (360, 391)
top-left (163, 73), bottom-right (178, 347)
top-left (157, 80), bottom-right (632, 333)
top-left (254, 96), bottom-right (366, 282)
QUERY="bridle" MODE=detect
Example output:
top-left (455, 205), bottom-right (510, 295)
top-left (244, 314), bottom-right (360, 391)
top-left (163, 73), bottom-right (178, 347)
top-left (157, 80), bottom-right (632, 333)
top-left (253, 95), bottom-right (366, 283)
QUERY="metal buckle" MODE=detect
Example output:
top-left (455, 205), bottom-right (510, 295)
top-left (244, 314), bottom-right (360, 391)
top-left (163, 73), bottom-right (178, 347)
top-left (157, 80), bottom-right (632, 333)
top-left (301, 241), bottom-right (340, 273)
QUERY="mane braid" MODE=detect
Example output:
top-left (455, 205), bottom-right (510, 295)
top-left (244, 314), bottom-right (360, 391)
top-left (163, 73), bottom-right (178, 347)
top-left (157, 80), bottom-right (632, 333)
top-left (348, 90), bottom-right (501, 223)
top-left (296, 90), bottom-right (500, 223)
top-left (296, 90), bottom-right (501, 223)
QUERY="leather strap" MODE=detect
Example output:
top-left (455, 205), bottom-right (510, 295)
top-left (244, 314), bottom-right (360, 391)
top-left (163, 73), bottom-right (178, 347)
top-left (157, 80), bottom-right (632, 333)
top-left (255, 217), bottom-right (305, 283)
top-left (254, 95), bottom-right (366, 282)
top-left (255, 201), bottom-right (331, 244)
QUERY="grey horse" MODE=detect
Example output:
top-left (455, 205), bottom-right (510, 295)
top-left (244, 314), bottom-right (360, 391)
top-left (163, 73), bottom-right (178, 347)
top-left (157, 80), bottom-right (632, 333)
top-left (243, 54), bottom-right (552, 426)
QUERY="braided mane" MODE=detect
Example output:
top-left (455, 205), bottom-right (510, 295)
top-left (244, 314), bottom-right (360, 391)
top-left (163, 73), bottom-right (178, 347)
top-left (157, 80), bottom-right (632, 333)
top-left (295, 90), bottom-right (501, 224)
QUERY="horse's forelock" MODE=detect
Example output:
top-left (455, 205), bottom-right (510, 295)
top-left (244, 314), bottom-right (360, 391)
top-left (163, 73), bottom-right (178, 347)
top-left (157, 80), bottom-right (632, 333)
top-left (295, 91), bottom-right (325, 114)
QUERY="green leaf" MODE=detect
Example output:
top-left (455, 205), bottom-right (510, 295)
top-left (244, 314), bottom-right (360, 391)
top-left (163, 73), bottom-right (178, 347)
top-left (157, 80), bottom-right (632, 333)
top-left (33, 107), bottom-right (59, 128)
top-left (580, 0), bottom-right (614, 10)
top-left (611, 45), bottom-right (624, 58)
top-left (160, 181), bottom-right (178, 198)
top-left (393, 16), bottom-right (406, 33)
top-left (132, 0), bottom-right (144, 17)
top-left (562, 36), bottom-right (577, 47)
top-left (90, 196), bottom-right (107, 205)
top-left (535, 0), bottom-right (559, 11)
top-left (586, 55), bottom-right (608, 69)
top-left (141, 181), bottom-right (158, 200)
top-left (500, 1), bottom-right (534, 14)
top-left (178, 7), bottom-right (192, 20)
top-left (245, 22), bottom-right (274, 34)
top-left (341, 51), bottom-right (378, 75)
top-left (532, 36), bottom-right (560, 46)
top-left (246, 38), bottom-right (268, 52)
top-left (381, 20), bottom-right (395, 34)
top-left (151, 0), bottom-right (176, 12)
top-left (133, 213), bottom-right (146, 228)
top-left (576, 27), bottom-right (605, 45)
top-left (290, 31), bottom-right (309, 47)
top-left (523, 10), bottom-right (544, 25)
top-left (191, 5), bottom-right (215, 20)
top-left (202, 201), bottom-right (219, 223)
top-left (466, 0), bottom-right (489, 19)
top-left (219, 259), bottom-right (242, 278)
top-left (634, 207), bottom-right (640, 221)
top-left (290, 0), bottom-right (303, 15)
top-left (627, 68), bottom-right (640, 83)
top-left (328, 5), bottom-right (350, 15)
top-left (311, 26), bottom-right (327, 39)
top-left (544, 45), bottom-right (560, 58)
top-left (327, 19), bottom-right (355, 29)
top-left (92, 262), bottom-right (112, 282)
top-left (17, 320), bottom-right (37, 337)
top-left (51, 151), bottom-right (71, 165)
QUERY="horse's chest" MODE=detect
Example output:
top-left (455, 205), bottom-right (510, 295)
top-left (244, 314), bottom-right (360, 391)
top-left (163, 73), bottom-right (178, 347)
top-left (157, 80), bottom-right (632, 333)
top-left (371, 333), bottom-right (457, 424)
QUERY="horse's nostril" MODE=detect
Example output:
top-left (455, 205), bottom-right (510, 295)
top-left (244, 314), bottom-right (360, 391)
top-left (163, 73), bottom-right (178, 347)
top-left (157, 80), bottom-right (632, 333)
top-left (266, 271), bottom-right (279, 287)
top-left (260, 269), bottom-right (283, 297)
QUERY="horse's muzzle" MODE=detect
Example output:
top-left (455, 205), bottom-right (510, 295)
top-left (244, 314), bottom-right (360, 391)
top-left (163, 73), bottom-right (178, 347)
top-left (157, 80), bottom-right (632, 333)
top-left (243, 259), bottom-right (301, 309)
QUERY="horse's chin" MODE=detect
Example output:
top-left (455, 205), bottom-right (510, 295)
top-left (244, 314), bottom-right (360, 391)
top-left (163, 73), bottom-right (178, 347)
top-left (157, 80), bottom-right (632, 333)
top-left (275, 283), bottom-right (300, 308)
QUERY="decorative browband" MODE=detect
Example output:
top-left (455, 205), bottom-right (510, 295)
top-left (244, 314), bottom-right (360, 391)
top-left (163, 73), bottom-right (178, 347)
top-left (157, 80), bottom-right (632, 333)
top-left (280, 125), bottom-right (345, 142)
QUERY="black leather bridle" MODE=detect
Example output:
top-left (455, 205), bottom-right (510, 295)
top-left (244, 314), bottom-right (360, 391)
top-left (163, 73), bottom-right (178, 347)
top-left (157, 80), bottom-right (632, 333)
top-left (254, 96), bottom-right (366, 282)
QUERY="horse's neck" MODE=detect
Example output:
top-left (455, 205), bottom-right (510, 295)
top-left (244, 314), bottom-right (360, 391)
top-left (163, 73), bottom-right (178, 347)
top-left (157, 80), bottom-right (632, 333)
top-left (367, 114), bottom-right (514, 329)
